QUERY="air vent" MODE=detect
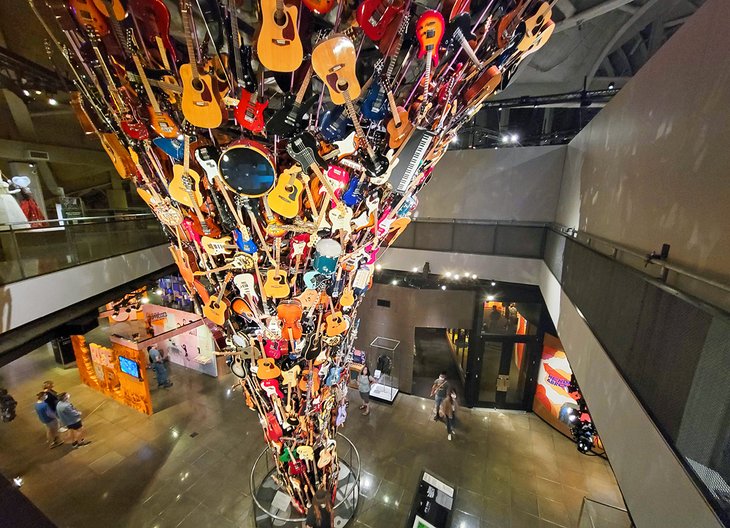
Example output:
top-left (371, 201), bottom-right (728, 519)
top-left (377, 299), bottom-right (391, 308)
top-left (27, 150), bottom-right (50, 161)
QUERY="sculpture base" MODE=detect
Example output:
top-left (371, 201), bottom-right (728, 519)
top-left (252, 460), bottom-right (359, 527)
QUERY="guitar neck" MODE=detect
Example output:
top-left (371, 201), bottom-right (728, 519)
top-left (90, 42), bottom-right (127, 115)
top-left (293, 66), bottom-right (313, 105)
top-left (229, 1), bottom-right (245, 86)
top-left (131, 53), bottom-right (161, 113)
top-left (342, 91), bottom-right (376, 160)
top-left (386, 90), bottom-right (400, 125)
top-left (180, 3), bottom-right (200, 80)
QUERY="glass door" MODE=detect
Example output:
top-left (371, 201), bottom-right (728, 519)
top-left (476, 337), bottom-right (538, 409)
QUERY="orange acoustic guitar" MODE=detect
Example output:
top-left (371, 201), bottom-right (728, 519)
top-left (179, 0), bottom-right (223, 128)
top-left (257, 0), bottom-right (304, 72)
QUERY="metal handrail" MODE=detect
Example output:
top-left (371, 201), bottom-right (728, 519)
top-left (549, 224), bottom-right (730, 294)
top-left (248, 432), bottom-right (361, 523)
top-left (411, 217), bottom-right (550, 227)
top-left (2, 213), bottom-right (156, 231)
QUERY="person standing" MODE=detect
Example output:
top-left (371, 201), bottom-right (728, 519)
top-left (305, 488), bottom-right (334, 528)
top-left (430, 371), bottom-right (449, 421)
top-left (34, 392), bottom-right (62, 448)
top-left (488, 305), bottom-right (501, 331)
top-left (42, 380), bottom-right (59, 412)
top-left (441, 389), bottom-right (458, 441)
top-left (56, 393), bottom-right (90, 448)
top-left (357, 366), bottom-right (376, 416)
top-left (147, 345), bottom-right (173, 388)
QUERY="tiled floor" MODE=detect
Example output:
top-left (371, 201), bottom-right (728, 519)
top-left (0, 346), bottom-right (625, 527)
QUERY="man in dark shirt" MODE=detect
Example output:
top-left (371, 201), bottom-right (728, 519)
top-left (42, 380), bottom-right (59, 412)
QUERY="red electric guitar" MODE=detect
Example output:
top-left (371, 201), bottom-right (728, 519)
top-left (357, 0), bottom-right (405, 42)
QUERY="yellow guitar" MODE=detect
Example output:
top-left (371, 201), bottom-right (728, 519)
top-left (203, 272), bottom-right (232, 326)
top-left (179, 0), bottom-right (223, 128)
top-left (267, 166), bottom-right (305, 219)
top-left (257, 0), bottom-right (304, 72)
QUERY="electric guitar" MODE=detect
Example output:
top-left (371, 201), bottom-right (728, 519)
top-left (267, 65), bottom-right (317, 137)
top-left (286, 131), bottom-right (341, 204)
top-left (194, 145), bottom-right (238, 232)
top-left (169, 134), bottom-right (211, 235)
top-left (234, 79), bottom-right (268, 134)
top-left (130, 48), bottom-right (179, 138)
top-left (356, 0), bottom-right (405, 42)
top-left (319, 105), bottom-right (353, 142)
top-left (257, 0), bottom-right (304, 72)
top-left (179, 0), bottom-right (223, 128)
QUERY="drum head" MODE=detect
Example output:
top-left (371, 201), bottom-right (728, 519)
top-left (219, 144), bottom-right (276, 197)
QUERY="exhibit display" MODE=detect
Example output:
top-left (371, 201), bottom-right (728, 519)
top-left (30, 0), bottom-right (556, 515)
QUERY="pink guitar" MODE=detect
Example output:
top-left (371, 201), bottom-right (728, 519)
top-left (261, 378), bottom-right (285, 399)
top-left (326, 165), bottom-right (350, 198)
top-left (264, 339), bottom-right (288, 359)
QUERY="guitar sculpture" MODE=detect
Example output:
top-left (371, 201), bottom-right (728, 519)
top-left (34, 0), bottom-right (556, 515)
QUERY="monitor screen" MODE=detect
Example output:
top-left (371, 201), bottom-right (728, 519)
top-left (119, 356), bottom-right (140, 379)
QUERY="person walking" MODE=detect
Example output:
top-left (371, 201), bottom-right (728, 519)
top-left (430, 371), bottom-right (449, 421)
top-left (357, 366), bottom-right (376, 416)
top-left (34, 392), bottom-right (62, 448)
top-left (147, 345), bottom-right (173, 388)
top-left (56, 393), bottom-right (90, 448)
top-left (305, 488), bottom-right (334, 528)
top-left (42, 380), bottom-right (59, 412)
top-left (441, 389), bottom-right (458, 441)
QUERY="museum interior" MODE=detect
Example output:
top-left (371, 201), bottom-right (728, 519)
top-left (0, 0), bottom-right (728, 527)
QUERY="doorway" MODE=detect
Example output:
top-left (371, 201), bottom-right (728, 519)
top-left (477, 338), bottom-right (536, 408)
top-left (412, 328), bottom-right (464, 400)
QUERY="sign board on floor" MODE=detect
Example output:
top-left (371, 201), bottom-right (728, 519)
top-left (406, 470), bottom-right (455, 528)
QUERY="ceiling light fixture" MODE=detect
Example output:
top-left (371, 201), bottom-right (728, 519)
top-left (441, 285), bottom-right (447, 290)
top-left (48, 98), bottom-right (58, 106)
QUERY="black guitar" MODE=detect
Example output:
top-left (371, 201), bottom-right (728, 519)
top-left (267, 65), bottom-right (317, 137)
top-left (286, 131), bottom-right (327, 172)
top-left (358, 130), bottom-right (390, 178)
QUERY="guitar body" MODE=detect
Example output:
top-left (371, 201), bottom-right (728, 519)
top-left (325, 311), bottom-right (347, 336)
top-left (361, 81), bottom-right (389, 121)
top-left (302, 0), bottom-right (336, 15)
top-left (257, 0), bottom-right (304, 73)
top-left (497, 0), bottom-right (526, 48)
top-left (233, 229), bottom-right (259, 254)
top-left (203, 297), bottom-right (229, 326)
top-left (342, 176), bottom-right (364, 207)
top-left (99, 133), bottom-right (136, 179)
top-left (234, 90), bottom-right (269, 133)
top-left (356, 0), bottom-right (404, 42)
top-left (516, 2), bottom-right (553, 52)
top-left (340, 286), bottom-right (355, 307)
top-left (69, 0), bottom-right (109, 36)
top-left (266, 93), bottom-right (318, 137)
top-left (278, 300), bottom-right (303, 340)
top-left (268, 167), bottom-right (304, 218)
top-left (169, 164), bottom-right (203, 208)
top-left (464, 65), bottom-right (502, 103)
top-left (152, 137), bottom-right (184, 161)
top-left (386, 107), bottom-right (413, 148)
top-left (201, 235), bottom-right (235, 256)
top-left (319, 106), bottom-right (353, 142)
top-left (179, 63), bottom-right (223, 128)
top-left (91, 0), bottom-right (125, 20)
top-left (148, 107), bottom-right (179, 138)
top-left (312, 36), bottom-right (360, 105)
top-left (416, 11), bottom-right (445, 66)
top-left (264, 269), bottom-right (291, 298)
top-left (128, 0), bottom-right (177, 65)
top-left (287, 132), bottom-right (327, 172)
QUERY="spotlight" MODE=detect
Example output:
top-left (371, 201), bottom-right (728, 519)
top-left (22, 89), bottom-right (30, 97)
top-left (48, 98), bottom-right (58, 106)
top-left (140, 296), bottom-right (150, 304)
top-left (391, 279), bottom-right (398, 285)
top-left (451, 137), bottom-right (459, 144)
top-left (510, 133), bottom-right (519, 143)
top-left (486, 295), bottom-right (495, 301)
top-left (445, 271), bottom-right (452, 278)
top-left (34, 90), bottom-right (42, 95)
top-left (608, 82), bottom-right (615, 90)
top-left (471, 274), bottom-right (477, 279)
top-left (411, 267), bottom-right (418, 272)
top-left (501, 134), bottom-right (510, 143)
top-left (13, 477), bottom-right (23, 487)
top-left (491, 281), bottom-right (496, 286)
top-left (454, 274), bottom-right (460, 280)
top-left (441, 285), bottom-right (447, 290)
top-left (154, 288), bottom-right (163, 295)
top-left (375, 264), bottom-right (382, 271)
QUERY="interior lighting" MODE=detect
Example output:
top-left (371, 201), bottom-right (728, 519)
top-left (451, 137), bottom-right (459, 144)
top-left (154, 288), bottom-right (163, 295)
top-left (13, 477), bottom-right (23, 487)
top-left (48, 98), bottom-right (58, 106)
top-left (608, 82), bottom-right (615, 89)
top-left (140, 296), bottom-right (150, 304)
top-left (412, 267), bottom-right (418, 272)
top-left (454, 274), bottom-right (460, 280)
top-left (177, 133), bottom-right (185, 141)
top-left (486, 295), bottom-right (495, 301)
top-left (510, 133), bottom-right (519, 143)
top-left (391, 279), bottom-right (398, 285)
top-left (445, 271), bottom-right (452, 278)
top-left (501, 134), bottom-right (510, 143)
top-left (471, 274), bottom-right (477, 279)
top-left (491, 281), bottom-right (496, 286)
top-left (22, 89), bottom-right (30, 97)
top-left (34, 90), bottom-right (42, 95)
top-left (441, 285), bottom-right (447, 290)
top-left (375, 264), bottom-right (382, 271)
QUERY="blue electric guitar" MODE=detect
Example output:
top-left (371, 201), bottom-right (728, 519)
top-left (319, 105), bottom-right (353, 142)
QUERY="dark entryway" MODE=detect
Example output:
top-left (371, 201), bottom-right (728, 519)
top-left (412, 328), bottom-right (464, 400)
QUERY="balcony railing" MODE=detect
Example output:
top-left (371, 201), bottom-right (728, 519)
top-left (0, 213), bottom-right (167, 285)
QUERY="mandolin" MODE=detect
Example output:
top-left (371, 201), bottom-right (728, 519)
top-left (257, 0), bottom-right (304, 72)
top-left (179, 0), bottom-right (223, 128)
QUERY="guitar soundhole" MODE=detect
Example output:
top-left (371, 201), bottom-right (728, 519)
top-left (274, 10), bottom-right (287, 26)
top-left (337, 80), bottom-right (349, 92)
top-left (192, 78), bottom-right (204, 91)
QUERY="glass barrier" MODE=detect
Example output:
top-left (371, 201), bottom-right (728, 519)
top-left (0, 214), bottom-right (167, 285)
top-left (577, 497), bottom-right (633, 528)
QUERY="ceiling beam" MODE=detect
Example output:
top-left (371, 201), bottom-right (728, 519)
top-left (555, 0), bottom-right (635, 33)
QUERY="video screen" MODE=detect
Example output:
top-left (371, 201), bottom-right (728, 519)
top-left (119, 356), bottom-right (141, 379)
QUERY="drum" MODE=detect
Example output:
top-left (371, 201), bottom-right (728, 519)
top-left (313, 238), bottom-right (341, 276)
top-left (218, 139), bottom-right (276, 197)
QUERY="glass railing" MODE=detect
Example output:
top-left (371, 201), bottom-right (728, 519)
top-left (0, 214), bottom-right (167, 285)
top-left (390, 218), bottom-right (548, 258)
top-left (577, 497), bottom-right (634, 528)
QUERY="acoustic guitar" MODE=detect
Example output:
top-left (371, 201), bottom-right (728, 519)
top-left (268, 166), bottom-right (305, 219)
top-left (179, 0), bottom-right (223, 128)
top-left (257, 0), bottom-right (304, 72)
top-left (203, 272), bottom-right (233, 325)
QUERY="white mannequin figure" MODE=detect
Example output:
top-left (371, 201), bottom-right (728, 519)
top-left (0, 172), bottom-right (30, 228)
